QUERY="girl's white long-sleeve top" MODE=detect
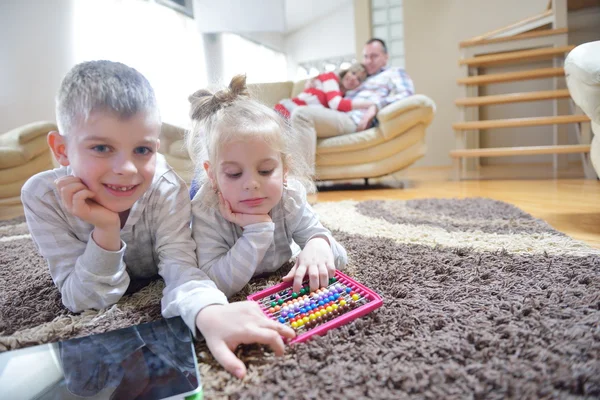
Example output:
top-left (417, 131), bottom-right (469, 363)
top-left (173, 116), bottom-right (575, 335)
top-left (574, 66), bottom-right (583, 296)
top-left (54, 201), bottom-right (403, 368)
top-left (191, 180), bottom-right (348, 298)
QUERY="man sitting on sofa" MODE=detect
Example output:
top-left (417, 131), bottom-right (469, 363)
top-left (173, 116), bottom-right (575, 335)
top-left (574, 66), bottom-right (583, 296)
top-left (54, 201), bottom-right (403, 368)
top-left (290, 38), bottom-right (415, 173)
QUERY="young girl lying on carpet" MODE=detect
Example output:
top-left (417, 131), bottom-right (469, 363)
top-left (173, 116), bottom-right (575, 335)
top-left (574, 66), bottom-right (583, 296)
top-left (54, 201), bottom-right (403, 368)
top-left (186, 74), bottom-right (348, 298)
top-left (21, 61), bottom-right (294, 379)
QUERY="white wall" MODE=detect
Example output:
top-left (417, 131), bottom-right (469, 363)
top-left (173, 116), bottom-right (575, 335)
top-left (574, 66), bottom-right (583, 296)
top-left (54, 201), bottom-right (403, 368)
top-left (0, 0), bottom-right (76, 133)
top-left (404, 0), bottom-right (600, 168)
top-left (284, 1), bottom-right (356, 78)
top-left (240, 32), bottom-right (286, 53)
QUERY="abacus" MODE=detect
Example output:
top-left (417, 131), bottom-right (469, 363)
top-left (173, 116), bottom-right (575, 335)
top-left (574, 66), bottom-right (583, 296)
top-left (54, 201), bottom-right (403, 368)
top-left (247, 270), bottom-right (382, 344)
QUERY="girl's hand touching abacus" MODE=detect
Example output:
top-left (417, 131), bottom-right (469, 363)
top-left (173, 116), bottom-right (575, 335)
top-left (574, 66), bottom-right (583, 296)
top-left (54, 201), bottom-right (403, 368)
top-left (282, 237), bottom-right (335, 293)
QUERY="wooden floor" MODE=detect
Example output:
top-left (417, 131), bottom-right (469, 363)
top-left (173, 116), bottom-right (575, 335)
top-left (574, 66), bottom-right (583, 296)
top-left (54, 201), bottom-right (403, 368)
top-left (313, 164), bottom-right (600, 249)
top-left (3, 164), bottom-right (599, 249)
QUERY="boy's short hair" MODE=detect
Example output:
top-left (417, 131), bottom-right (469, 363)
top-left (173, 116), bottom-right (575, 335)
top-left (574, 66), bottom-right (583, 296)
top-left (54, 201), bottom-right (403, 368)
top-left (56, 60), bottom-right (160, 135)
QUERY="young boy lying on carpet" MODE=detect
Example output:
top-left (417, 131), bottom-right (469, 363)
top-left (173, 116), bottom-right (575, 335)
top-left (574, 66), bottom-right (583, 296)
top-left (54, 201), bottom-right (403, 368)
top-left (20, 60), bottom-right (294, 379)
top-left (186, 75), bottom-right (348, 297)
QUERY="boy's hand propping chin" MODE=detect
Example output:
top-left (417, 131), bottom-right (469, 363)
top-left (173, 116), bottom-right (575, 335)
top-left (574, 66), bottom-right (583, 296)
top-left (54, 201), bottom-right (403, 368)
top-left (218, 192), bottom-right (272, 227)
top-left (282, 237), bottom-right (335, 294)
top-left (195, 302), bottom-right (295, 379)
top-left (55, 176), bottom-right (121, 251)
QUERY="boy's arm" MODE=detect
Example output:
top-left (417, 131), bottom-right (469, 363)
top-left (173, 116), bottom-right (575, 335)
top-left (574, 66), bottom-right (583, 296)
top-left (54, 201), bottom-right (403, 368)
top-left (192, 201), bottom-right (275, 298)
top-left (287, 183), bottom-right (348, 269)
top-left (21, 187), bottom-right (131, 312)
top-left (151, 180), bottom-right (229, 334)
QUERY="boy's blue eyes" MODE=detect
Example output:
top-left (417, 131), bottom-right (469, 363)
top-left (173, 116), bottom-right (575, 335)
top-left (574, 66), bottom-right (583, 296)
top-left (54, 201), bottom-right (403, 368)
top-left (134, 146), bottom-right (153, 155)
top-left (92, 145), bottom-right (110, 153)
top-left (90, 145), bottom-right (153, 155)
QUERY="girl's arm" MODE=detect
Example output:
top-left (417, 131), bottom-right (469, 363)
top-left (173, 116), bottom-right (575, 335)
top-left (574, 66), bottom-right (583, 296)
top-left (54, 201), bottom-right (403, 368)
top-left (320, 72), bottom-right (353, 112)
top-left (286, 182), bottom-right (348, 269)
top-left (192, 202), bottom-right (275, 298)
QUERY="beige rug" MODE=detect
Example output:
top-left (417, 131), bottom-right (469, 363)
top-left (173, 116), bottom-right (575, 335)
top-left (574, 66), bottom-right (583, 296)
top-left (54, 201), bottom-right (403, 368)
top-left (1, 198), bottom-right (599, 399)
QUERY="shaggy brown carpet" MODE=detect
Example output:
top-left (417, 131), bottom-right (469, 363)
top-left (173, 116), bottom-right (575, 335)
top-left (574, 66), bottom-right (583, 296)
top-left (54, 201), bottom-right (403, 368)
top-left (1, 198), bottom-right (599, 399)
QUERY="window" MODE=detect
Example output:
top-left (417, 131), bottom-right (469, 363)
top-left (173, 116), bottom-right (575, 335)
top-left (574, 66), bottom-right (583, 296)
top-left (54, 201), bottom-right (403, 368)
top-left (371, 0), bottom-right (405, 68)
top-left (221, 33), bottom-right (287, 84)
top-left (296, 55), bottom-right (357, 80)
top-left (72, 0), bottom-right (206, 127)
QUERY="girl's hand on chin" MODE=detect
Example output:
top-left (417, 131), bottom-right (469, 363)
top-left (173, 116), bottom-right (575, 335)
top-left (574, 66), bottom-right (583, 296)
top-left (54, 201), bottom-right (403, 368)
top-left (217, 192), bottom-right (272, 227)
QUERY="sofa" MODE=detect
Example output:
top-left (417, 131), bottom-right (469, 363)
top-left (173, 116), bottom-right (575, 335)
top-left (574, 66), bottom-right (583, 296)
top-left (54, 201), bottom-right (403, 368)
top-left (0, 121), bottom-right (56, 219)
top-left (162, 79), bottom-right (436, 183)
top-left (564, 40), bottom-right (600, 178)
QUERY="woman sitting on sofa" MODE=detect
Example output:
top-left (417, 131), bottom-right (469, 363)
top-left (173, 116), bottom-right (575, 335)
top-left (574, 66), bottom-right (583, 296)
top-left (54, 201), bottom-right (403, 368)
top-left (274, 63), bottom-right (375, 119)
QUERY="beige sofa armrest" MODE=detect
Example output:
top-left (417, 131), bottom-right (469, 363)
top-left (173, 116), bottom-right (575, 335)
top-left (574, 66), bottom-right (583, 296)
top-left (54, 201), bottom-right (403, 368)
top-left (248, 82), bottom-right (294, 107)
top-left (377, 94), bottom-right (436, 140)
top-left (0, 121), bottom-right (57, 169)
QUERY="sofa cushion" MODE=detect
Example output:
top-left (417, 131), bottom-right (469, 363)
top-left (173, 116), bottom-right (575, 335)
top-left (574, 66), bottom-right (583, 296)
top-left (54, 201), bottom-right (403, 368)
top-left (291, 79), bottom-right (308, 98)
top-left (2, 178), bottom-right (30, 198)
top-left (0, 121), bottom-right (56, 168)
top-left (565, 40), bottom-right (600, 125)
top-left (317, 124), bottom-right (425, 166)
top-left (248, 82), bottom-right (294, 107)
top-left (378, 99), bottom-right (435, 140)
top-left (168, 139), bottom-right (189, 159)
top-left (0, 152), bottom-right (53, 185)
top-left (317, 139), bottom-right (427, 181)
top-left (317, 105), bottom-right (432, 154)
top-left (0, 195), bottom-right (22, 206)
top-left (163, 153), bottom-right (195, 184)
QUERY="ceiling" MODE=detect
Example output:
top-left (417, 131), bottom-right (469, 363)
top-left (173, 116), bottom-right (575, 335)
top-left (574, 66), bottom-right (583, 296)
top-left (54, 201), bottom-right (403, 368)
top-left (284, 0), bottom-right (351, 33)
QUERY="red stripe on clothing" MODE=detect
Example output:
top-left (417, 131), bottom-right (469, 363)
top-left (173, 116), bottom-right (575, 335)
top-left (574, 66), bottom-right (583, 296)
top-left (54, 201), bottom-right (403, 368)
top-left (292, 98), bottom-right (307, 106)
top-left (304, 88), bottom-right (328, 106)
top-left (274, 104), bottom-right (290, 119)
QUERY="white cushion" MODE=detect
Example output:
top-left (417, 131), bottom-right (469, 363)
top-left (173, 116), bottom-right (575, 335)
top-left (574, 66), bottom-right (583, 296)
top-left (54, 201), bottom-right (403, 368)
top-left (565, 40), bottom-right (600, 125)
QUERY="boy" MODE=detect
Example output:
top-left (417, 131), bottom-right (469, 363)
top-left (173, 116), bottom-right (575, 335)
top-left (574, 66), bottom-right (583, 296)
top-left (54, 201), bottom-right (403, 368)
top-left (21, 60), bottom-right (294, 379)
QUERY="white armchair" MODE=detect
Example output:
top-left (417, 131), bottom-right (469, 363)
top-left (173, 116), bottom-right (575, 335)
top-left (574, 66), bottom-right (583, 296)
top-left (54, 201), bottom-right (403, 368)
top-left (564, 40), bottom-right (600, 178)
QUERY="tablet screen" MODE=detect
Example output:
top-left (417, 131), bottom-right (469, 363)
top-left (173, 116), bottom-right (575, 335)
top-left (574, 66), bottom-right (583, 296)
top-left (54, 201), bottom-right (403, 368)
top-left (0, 317), bottom-right (202, 400)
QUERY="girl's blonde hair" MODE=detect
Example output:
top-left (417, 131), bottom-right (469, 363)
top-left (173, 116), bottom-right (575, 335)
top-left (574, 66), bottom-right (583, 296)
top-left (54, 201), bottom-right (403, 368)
top-left (339, 63), bottom-right (367, 83)
top-left (186, 74), bottom-right (315, 193)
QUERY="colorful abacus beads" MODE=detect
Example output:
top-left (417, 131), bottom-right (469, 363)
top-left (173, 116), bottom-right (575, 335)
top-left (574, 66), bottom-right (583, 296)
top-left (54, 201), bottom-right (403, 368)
top-left (248, 271), bottom-right (383, 344)
top-left (257, 279), bottom-right (367, 332)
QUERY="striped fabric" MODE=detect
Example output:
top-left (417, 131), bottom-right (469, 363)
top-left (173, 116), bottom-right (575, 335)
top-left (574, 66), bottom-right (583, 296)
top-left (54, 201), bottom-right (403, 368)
top-left (191, 179), bottom-right (348, 298)
top-left (275, 72), bottom-right (352, 119)
top-left (345, 66), bottom-right (415, 126)
top-left (20, 154), bottom-right (228, 334)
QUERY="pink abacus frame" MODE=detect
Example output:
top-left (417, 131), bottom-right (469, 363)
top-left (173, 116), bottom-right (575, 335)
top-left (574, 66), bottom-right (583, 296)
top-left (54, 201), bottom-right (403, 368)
top-left (247, 270), bottom-right (383, 344)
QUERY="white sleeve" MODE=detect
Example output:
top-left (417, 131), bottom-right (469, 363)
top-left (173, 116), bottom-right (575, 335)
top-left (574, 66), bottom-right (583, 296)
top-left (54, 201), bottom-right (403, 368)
top-left (21, 183), bottom-right (130, 312)
top-left (192, 200), bottom-right (275, 298)
top-left (151, 179), bottom-right (229, 335)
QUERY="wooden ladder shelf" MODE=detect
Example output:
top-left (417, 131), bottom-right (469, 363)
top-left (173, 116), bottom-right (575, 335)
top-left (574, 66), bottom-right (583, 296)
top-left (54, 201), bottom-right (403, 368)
top-left (451, 144), bottom-right (590, 158)
top-left (457, 68), bottom-right (565, 86)
top-left (453, 115), bottom-right (590, 130)
top-left (452, 0), bottom-right (597, 180)
top-left (455, 89), bottom-right (571, 107)
top-left (459, 45), bottom-right (575, 67)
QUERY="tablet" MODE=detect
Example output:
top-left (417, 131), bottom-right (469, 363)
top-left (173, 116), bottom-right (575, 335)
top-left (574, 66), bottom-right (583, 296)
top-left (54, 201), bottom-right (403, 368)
top-left (0, 317), bottom-right (202, 400)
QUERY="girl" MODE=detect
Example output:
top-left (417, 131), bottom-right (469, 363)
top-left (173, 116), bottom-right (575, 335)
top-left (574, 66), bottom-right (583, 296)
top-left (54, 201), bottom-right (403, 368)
top-left (274, 63), bottom-right (373, 119)
top-left (186, 75), bottom-right (347, 298)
